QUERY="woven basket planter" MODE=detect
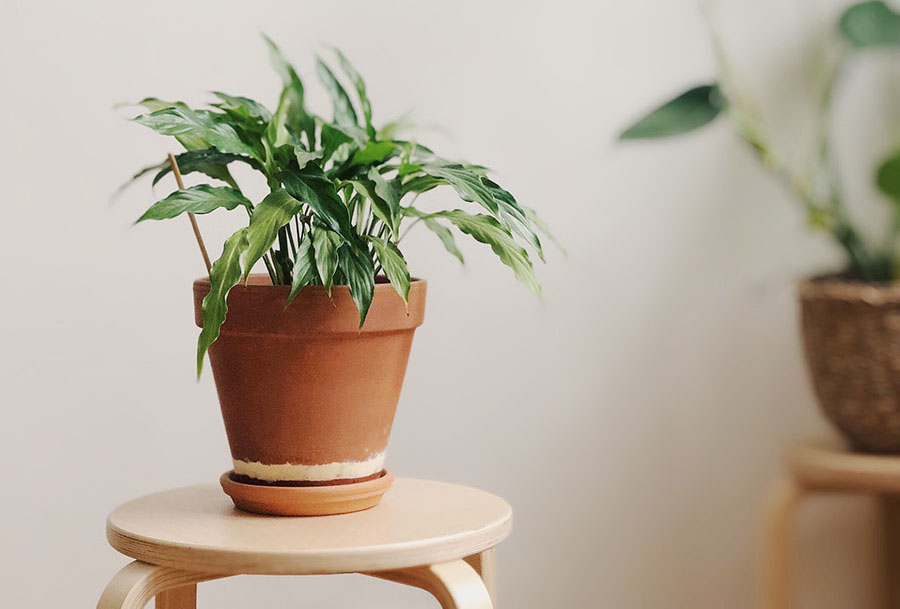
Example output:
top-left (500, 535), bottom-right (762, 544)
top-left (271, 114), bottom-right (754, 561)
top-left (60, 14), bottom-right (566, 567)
top-left (799, 276), bottom-right (900, 452)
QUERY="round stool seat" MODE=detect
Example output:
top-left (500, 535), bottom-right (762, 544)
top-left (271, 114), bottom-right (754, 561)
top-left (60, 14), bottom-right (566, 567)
top-left (788, 437), bottom-right (900, 492)
top-left (106, 477), bottom-right (512, 575)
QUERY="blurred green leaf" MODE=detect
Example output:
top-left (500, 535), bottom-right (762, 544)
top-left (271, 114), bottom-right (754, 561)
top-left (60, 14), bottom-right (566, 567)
top-left (620, 84), bottom-right (726, 139)
top-left (840, 1), bottom-right (900, 47)
top-left (137, 185), bottom-right (250, 222)
top-left (877, 151), bottom-right (900, 200)
top-left (333, 47), bottom-right (374, 136)
top-left (316, 57), bottom-right (358, 128)
top-left (198, 228), bottom-right (248, 376)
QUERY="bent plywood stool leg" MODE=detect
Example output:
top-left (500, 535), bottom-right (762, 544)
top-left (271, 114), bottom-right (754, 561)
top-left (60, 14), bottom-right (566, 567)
top-left (371, 559), bottom-right (494, 609)
top-left (465, 548), bottom-right (497, 605)
top-left (97, 561), bottom-right (223, 609)
top-left (760, 476), bottom-right (805, 609)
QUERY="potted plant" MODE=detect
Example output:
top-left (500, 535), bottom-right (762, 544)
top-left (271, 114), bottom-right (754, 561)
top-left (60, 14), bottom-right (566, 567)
top-left (121, 38), bottom-right (553, 514)
top-left (621, 1), bottom-right (900, 452)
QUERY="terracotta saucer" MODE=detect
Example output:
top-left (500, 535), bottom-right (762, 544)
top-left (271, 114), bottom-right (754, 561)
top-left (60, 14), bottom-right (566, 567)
top-left (219, 470), bottom-right (394, 516)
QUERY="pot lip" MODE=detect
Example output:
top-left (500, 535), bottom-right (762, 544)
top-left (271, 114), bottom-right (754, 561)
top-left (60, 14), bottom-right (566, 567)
top-left (193, 274), bottom-right (427, 292)
top-left (798, 272), bottom-right (900, 304)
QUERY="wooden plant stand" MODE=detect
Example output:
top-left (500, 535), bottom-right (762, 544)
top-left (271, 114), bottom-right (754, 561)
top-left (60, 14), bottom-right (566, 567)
top-left (761, 438), bottom-right (900, 608)
top-left (96, 478), bottom-right (511, 609)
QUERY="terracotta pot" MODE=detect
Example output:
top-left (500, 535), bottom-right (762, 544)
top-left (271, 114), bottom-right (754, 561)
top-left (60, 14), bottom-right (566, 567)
top-left (799, 275), bottom-right (900, 452)
top-left (193, 275), bottom-right (426, 488)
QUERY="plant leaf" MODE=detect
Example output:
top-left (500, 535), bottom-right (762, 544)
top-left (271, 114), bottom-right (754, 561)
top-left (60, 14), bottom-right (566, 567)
top-left (152, 148), bottom-right (252, 190)
top-left (337, 241), bottom-right (376, 326)
top-left (403, 207), bottom-right (464, 264)
top-left (350, 141), bottom-right (396, 166)
top-left (840, 1), bottom-right (900, 47)
top-left (333, 47), bottom-right (374, 136)
top-left (137, 185), bottom-right (250, 222)
top-left (211, 91), bottom-right (272, 123)
top-left (133, 106), bottom-right (263, 161)
top-left (286, 235), bottom-right (317, 306)
top-left (316, 57), bottom-right (359, 128)
top-left (432, 209), bottom-right (540, 295)
top-left (312, 226), bottom-right (342, 294)
top-left (280, 164), bottom-right (356, 241)
top-left (877, 152), bottom-right (900, 200)
top-left (620, 84), bottom-right (726, 139)
top-left (243, 188), bottom-right (304, 279)
top-left (198, 228), bottom-right (249, 377)
top-left (368, 236), bottom-right (410, 303)
top-left (525, 206), bottom-right (566, 256)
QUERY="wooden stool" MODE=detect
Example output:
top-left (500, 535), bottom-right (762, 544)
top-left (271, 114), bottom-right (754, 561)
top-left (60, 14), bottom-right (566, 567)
top-left (97, 478), bottom-right (511, 609)
top-left (761, 438), bottom-right (900, 608)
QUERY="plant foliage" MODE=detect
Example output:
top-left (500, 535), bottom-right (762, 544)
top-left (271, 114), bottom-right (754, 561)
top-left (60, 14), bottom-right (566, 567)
top-left (123, 38), bottom-right (553, 375)
top-left (620, 1), bottom-right (900, 284)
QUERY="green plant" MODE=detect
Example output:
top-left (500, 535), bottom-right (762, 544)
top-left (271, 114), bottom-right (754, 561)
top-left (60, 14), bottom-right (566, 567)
top-left (122, 37), bottom-right (554, 375)
top-left (621, 0), bottom-right (900, 283)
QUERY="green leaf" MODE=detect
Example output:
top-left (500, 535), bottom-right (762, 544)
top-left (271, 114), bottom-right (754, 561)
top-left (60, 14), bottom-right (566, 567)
top-left (403, 207), bottom-right (464, 264)
top-left (877, 152), bottom-right (900, 200)
top-left (312, 226), bottom-right (342, 294)
top-left (286, 235), bottom-right (317, 306)
top-left (840, 1), bottom-right (900, 47)
top-left (333, 47), bottom-right (374, 135)
top-left (243, 188), bottom-right (304, 279)
top-left (112, 159), bottom-right (168, 200)
top-left (432, 209), bottom-right (540, 295)
top-left (263, 36), bottom-right (316, 150)
top-left (280, 164), bottom-right (356, 241)
top-left (368, 236), bottom-right (410, 303)
top-left (133, 106), bottom-right (263, 161)
top-left (152, 148), bottom-right (252, 190)
top-left (294, 145), bottom-right (325, 170)
top-left (350, 141), bottom-right (396, 166)
top-left (316, 57), bottom-right (359, 128)
top-left (337, 242), bottom-right (376, 326)
top-left (620, 84), bottom-right (726, 139)
top-left (211, 91), bottom-right (272, 123)
top-left (525, 206), bottom-right (566, 257)
top-left (137, 185), bottom-right (250, 222)
top-left (198, 228), bottom-right (249, 376)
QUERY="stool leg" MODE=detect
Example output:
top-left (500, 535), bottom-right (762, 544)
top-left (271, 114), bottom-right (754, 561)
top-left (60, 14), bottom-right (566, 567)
top-left (156, 584), bottom-right (197, 609)
top-left (369, 559), bottom-right (494, 609)
top-left (97, 561), bottom-right (223, 609)
top-left (464, 549), bottom-right (497, 606)
top-left (760, 477), bottom-right (805, 609)
top-left (881, 496), bottom-right (900, 609)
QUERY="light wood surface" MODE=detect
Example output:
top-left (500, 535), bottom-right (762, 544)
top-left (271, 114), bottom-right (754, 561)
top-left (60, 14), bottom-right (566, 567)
top-left (788, 438), bottom-right (900, 492)
top-left (373, 560), bottom-right (494, 609)
top-left (761, 438), bottom-right (900, 609)
top-left (97, 562), bottom-right (221, 609)
top-left (106, 478), bottom-right (512, 575)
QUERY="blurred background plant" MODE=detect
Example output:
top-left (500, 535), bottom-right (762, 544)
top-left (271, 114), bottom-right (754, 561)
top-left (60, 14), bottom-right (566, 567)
top-left (621, 0), bottom-right (900, 283)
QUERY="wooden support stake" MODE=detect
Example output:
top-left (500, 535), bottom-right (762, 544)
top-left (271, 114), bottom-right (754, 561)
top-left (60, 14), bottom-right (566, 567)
top-left (167, 153), bottom-right (212, 274)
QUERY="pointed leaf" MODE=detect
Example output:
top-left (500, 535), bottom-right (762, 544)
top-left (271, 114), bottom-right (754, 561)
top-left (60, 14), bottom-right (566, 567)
top-left (349, 141), bottom-right (396, 166)
top-left (137, 185), bottom-right (250, 222)
top-left (432, 209), bottom-right (540, 295)
top-left (368, 236), bottom-right (410, 302)
top-left (333, 47), bottom-right (373, 134)
top-left (280, 164), bottom-right (356, 241)
top-left (312, 226), bottom-right (342, 294)
top-left (840, 1), bottom-right (900, 47)
top-left (316, 57), bottom-right (358, 128)
top-left (198, 228), bottom-right (249, 376)
top-left (286, 235), bottom-right (317, 306)
top-left (337, 242), bottom-right (376, 326)
top-left (243, 188), bottom-right (305, 279)
top-left (620, 84), bottom-right (726, 139)
top-left (152, 148), bottom-right (252, 190)
top-left (133, 106), bottom-right (262, 161)
top-left (403, 207), bottom-right (464, 264)
top-left (211, 91), bottom-right (272, 123)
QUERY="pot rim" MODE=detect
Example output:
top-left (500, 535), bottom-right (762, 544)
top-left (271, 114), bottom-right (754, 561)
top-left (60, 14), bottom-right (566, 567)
top-left (798, 272), bottom-right (900, 304)
top-left (193, 274), bottom-right (427, 291)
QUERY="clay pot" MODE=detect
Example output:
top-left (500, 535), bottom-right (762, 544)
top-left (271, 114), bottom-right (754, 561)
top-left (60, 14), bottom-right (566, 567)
top-left (193, 275), bottom-right (426, 490)
top-left (799, 275), bottom-right (900, 452)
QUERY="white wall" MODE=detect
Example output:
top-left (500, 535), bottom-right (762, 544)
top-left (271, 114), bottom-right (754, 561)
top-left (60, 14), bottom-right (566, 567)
top-left (0, 0), bottom-right (890, 607)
